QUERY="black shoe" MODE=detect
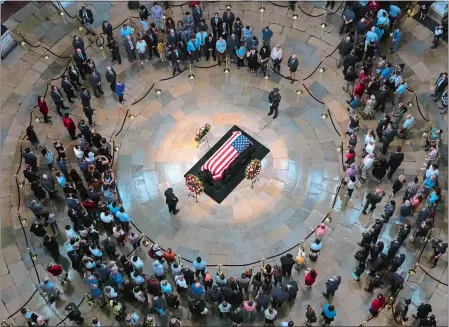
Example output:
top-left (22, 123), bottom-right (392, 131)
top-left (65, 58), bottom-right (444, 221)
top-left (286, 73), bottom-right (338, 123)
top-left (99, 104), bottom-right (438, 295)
top-left (322, 292), bottom-right (329, 298)
top-left (381, 215), bottom-right (385, 218)
top-left (362, 211), bottom-right (367, 215)
top-left (268, 112), bottom-right (273, 116)
top-left (69, 100), bottom-right (74, 103)
top-left (273, 115), bottom-right (277, 119)
top-left (174, 209), bottom-right (180, 214)
top-left (364, 288), bottom-right (373, 293)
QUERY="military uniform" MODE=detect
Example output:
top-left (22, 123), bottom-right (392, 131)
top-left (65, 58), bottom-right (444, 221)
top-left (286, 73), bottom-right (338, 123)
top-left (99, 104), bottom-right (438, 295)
top-left (268, 88), bottom-right (282, 119)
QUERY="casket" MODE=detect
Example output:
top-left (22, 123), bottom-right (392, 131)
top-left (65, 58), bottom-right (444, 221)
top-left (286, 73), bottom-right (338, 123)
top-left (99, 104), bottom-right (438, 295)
top-left (200, 131), bottom-right (254, 183)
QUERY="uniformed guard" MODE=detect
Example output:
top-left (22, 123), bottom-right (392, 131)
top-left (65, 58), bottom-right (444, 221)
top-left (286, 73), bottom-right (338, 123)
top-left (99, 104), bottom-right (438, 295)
top-left (268, 87), bottom-right (282, 119)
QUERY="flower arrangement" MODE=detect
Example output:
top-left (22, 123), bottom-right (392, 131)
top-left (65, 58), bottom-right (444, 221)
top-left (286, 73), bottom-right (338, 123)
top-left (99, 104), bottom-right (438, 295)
top-left (195, 123), bottom-right (211, 142)
top-left (245, 159), bottom-right (262, 181)
top-left (185, 174), bottom-right (204, 196)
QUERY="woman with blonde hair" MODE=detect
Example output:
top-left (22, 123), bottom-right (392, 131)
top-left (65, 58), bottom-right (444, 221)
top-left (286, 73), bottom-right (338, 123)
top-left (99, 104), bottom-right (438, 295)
top-left (392, 175), bottom-right (406, 197)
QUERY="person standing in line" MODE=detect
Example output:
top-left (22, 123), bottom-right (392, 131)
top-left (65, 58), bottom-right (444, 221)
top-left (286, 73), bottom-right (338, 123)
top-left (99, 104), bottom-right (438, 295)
top-left (321, 304), bottom-right (336, 326)
top-left (170, 47), bottom-right (182, 76)
top-left (61, 75), bottom-right (76, 104)
top-left (211, 12), bottom-right (222, 39)
top-left (261, 26), bottom-right (273, 48)
top-left (151, 2), bottom-right (164, 31)
top-left (387, 146), bottom-right (404, 180)
top-left (50, 85), bottom-right (69, 116)
top-left (102, 20), bottom-right (113, 40)
top-left (73, 48), bottom-right (88, 79)
top-left (390, 27), bottom-right (402, 53)
top-left (39, 277), bottom-right (60, 303)
top-left (164, 188), bottom-right (179, 214)
top-left (287, 54), bottom-right (299, 84)
top-left (215, 35), bottom-right (227, 65)
top-left (108, 38), bottom-right (122, 64)
top-left (105, 66), bottom-right (117, 91)
top-left (136, 38), bottom-right (148, 65)
top-left (115, 80), bottom-right (125, 104)
top-left (268, 88), bottom-right (282, 119)
top-left (89, 69), bottom-right (103, 98)
top-left (26, 125), bottom-right (40, 149)
top-left (187, 36), bottom-right (199, 64)
top-left (83, 103), bottom-right (94, 127)
top-left (270, 44), bottom-right (282, 72)
top-left (223, 7), bottom-right (234, 35)
top-left (22, 148), bottom-right (38, 172)
top-left (37, 96), bottom-right (51, 123)
top-left (431, 72), bottom-right (448, 100)
top-left (337, 36), bottom-right (353, 68)
top-left (124, 35), bottom-right (137, 62)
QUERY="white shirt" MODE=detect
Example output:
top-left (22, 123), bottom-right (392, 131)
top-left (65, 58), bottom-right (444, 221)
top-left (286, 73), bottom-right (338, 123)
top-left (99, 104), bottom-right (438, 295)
top-left (74, 147), bottom-right (84, 159)
top-left (175, 276), bottom-right (188, 288)
top-left (271, 48), bottom-right (282, 60)
top-left (364, 134), bottom-right (375, 145)
top-left (100, 212), bottom-right (113, 223)
top-left (365, 142), bottom-right (375, 154)
top-left (363, 156), bottom-right (374, 168)
top-left (347, 179), bottom-right (357, 190)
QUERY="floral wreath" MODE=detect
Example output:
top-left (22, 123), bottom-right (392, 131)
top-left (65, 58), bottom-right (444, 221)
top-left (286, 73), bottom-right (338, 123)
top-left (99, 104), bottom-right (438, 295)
top-left (195, 123), bottom-right (211, 142)
top-left (185, 174), bottom-right (204, 195)
top-left (245, 159), bottom-right (262, 180)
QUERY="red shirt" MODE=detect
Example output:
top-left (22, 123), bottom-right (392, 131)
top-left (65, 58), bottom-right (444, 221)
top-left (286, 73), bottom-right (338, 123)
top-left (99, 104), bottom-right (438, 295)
top-left (346, 152), bottom-right (355, 161)
top-left (38, 99), bottom-right (49, 114)
top-left (62, 116), bottom-right (76, 130)
top-left (371, 297), bottom-right (385, 312)
top-left (305, 272), bottom-right (317, 286)
top-left (353, 83), bottom-right (366, 97)
top-left (82, 199), bottom-right (95, 209)
top-left (47, 264), bottom-right (63, 276)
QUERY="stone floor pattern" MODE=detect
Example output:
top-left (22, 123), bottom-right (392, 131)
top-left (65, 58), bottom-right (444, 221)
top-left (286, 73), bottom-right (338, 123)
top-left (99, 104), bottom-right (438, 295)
top-left (0, 1), bottom-right (448, 327)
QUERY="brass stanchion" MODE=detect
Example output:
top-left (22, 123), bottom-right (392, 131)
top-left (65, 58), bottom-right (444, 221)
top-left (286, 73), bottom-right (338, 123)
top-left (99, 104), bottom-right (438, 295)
top-left (224, 57), bottom-right (230, 73)
top-left (259, 1), bottom-right (265, 22)
top-left (155, 81), bottom-right (161, 101)
top-left (188, 63), bottom-right (195, 79)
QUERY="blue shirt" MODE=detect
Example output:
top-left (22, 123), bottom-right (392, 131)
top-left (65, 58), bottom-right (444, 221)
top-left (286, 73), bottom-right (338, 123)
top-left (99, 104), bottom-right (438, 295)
top-left (389, 5), bottom-right (401, 18)
top-left (393, 30), bottom-right (402, 42)
top-left (365, 31), bottom-right (378, 45)
top-left (193, 260), bottom-right (207, 270)
top-left (115, 83), bottom-right (125, 96)
top-left (424, 177), bottom-right (436, 189)
top-left (324, 304), bottom-right (336, 318)
top-left (120, 26), bottom-right (133, 38)
top-left (216, 39), bottom-right (226, 53)
top-left (116, 211), bottom-right (130, 222)
top-left (380, 67), bottom-right (393, 80)
top-left (191, 284), bottom-right (205, 296)
top-left (131, 274), bottom-right (145, 284)
top-left (310, 242), bottom-right (323, 251)
top-left (108, 203), bottom-right (120, 215)
top-left (187, 40), bottom-right (197, 54)
top-left (375, 26), bottom-right (384, 40)
top-left (56, 175), bottom-right (66, 187)
top-left (396, 83), bottom-right (407, 94)
top-left (429, 192), bottom-right (439, 204)
top-left (377, 9), bottom-right (388, 20)
top-left (110, 272), bottom-right (124, 285)
top-left (377, 16), bottom-right (388, 26)
top-left (236, 46), bottom-right (246, 58)
top-left (43, 151), bottom-right (53, 164)
top-left (403, 117), bottom-right (415, 129)
top-left (90, 247), bottom-right (102, 257)
top-left (242, 28), bottom-right (253, 40)
top-left (261, 28), bottom-right (273, 41)
top-left (196, 31), bottom-right (207, 46)
top-left (161, 282), bottom-right (173, 294)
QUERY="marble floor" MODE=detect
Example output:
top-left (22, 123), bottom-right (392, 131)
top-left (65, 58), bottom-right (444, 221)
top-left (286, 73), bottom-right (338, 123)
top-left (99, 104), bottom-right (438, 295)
top-left (0, 1), bottom-right (447, 326)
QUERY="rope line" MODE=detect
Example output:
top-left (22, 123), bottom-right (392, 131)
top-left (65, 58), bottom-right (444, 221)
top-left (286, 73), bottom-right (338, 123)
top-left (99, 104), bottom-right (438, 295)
top-left (17, 32), bottom-right (41, 48)
top-left (328, 107), bottom-right (341, 137)
top-left (131, 83), bottom-right (155, 106)
top-left (302, 83), bottom-right (325, 104)
top-left (5, 289), bottom-right (39, 319)
top-left (54, 296), bottom-right (86, 326)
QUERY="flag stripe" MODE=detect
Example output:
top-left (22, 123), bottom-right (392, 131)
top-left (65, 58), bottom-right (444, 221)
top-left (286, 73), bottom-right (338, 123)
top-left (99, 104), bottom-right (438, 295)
top-left (201, 131), bottom-right (245, 180)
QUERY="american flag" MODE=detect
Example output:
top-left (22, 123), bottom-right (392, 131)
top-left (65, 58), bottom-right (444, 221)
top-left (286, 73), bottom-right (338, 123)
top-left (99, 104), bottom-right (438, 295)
top-left (201, 131), bottom-right (252, 180)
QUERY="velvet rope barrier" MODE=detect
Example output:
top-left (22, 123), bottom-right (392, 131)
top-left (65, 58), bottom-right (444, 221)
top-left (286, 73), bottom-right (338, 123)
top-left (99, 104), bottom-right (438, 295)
top-left (17, 32), bottom-right (41, 48)
top-left (302, 83), bottom-right (325, 105)
top-left (4, 289), bottom-right (39, 320)
top-left (125, 177), bottom-right (344, 267)
top-left (54, 296), bottom-right (86, 327)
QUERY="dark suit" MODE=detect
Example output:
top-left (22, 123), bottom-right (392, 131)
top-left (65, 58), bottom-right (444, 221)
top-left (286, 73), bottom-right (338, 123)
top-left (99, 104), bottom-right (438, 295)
top-left (73, 53), bottom-right (88, 79)
top-left (432, 73), bottom-right (448, 99)
top-left (79, 9), bottom-right (94, 25)
top-left (222, 11), bottom-right (235, 35)
top-left (124, 37), bottom-right (137, 61)
top-left (210, 17), bottom-right (222, 38)
top-left (102, 23), bottom-right (113, 40)
top-left (83, 105), bottom-right (94, 126)
top-left (50, 88), bottom-right (68, 115)
top-left (68, 67), bottom-right (82, 89)
top-left (387, 151), bottom-right (404, 179)
top-left (88, 70), bottom-right (103, 98)
top-left (80, 90), bottom-right (91, 107)
top-left (61, 79), bottom-right (75, 102)
top-left (105, 69), bottom-right (117, 91)
top-left (192, 8), bottom-right (203, 26)
top-left (170, 50), bottom-right (182, 75)
top-left (381, 128), bottom-right (397, 155)
top-left (72, 39), bottom-right (85, 52)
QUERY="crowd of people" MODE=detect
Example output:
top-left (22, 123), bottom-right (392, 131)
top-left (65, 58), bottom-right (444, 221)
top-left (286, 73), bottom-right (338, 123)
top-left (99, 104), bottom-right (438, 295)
top-left (17, 1), bottom-right (447, 327)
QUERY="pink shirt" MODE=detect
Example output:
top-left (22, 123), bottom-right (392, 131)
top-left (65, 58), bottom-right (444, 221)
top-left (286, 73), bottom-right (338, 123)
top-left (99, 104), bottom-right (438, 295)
top-left (243, 301), bottom-right (256, 312)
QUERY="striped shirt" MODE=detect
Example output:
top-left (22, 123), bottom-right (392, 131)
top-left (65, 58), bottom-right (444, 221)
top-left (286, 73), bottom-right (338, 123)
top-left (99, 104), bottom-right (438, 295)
top-left (406, 181), bottom-right (420, 194)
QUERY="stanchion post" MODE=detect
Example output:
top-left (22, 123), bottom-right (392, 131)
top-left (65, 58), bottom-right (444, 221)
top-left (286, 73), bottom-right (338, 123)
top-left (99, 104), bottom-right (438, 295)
top-left (188, 64), bottom-right (195, 79)
top-left (259, 1), bottom-right (265, 22)
top-left (224, 57), bottom-right (230, 73)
